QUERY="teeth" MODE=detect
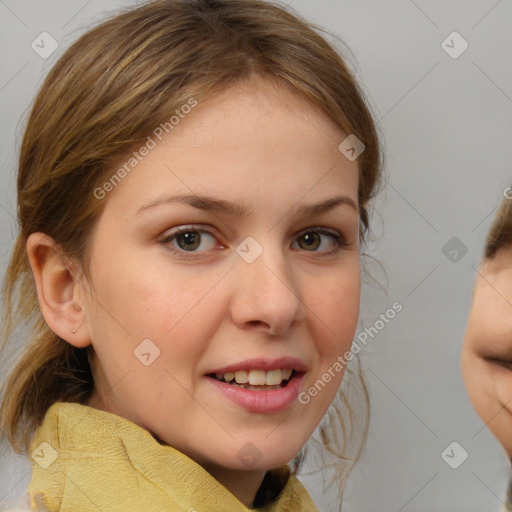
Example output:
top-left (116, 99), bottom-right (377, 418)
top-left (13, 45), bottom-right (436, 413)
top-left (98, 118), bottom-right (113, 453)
top-left (248, 369), bottom-right (266, 385)
top-left (265, 369), bottom-right (283, 386)
top-left (234, 370), bottom-right (248, 384)
top-left (223, 372), bottom-right (235, 382)
top-left (215, 368), bottom-right (294, 385)
top-left (282, 368), bottom-right (292, 380)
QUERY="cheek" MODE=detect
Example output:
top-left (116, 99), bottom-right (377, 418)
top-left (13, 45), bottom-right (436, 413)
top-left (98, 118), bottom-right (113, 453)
top-left (110, 262), bottom-right (227, 375)
top-left (91, 246), bottom-right (210, 338)
top-left (479, 372), bottom-right (512, 457)
top-left (462, 324), bottom-right (504, 419)
top-left (303, 266), bottom-right (360, 406)
top-left (464, 304), bottom-right (512, 373)
top-left (461, 350), bottom-right (491, 416)
top-left (310, 266), bottom-right (361, 358)
top-left (467, 281), bottom-right (512, 356)
top-left (462, 348), bottom-right (512, 443)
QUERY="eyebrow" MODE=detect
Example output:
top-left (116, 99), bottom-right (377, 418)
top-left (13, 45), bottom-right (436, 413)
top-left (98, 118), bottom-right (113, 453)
top-left (134, 193), bottom-right (358, 218)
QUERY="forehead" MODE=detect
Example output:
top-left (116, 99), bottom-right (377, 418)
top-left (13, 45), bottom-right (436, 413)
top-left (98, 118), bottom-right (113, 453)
top-left (172, 79), bottom-right (346, 147)
top-left (100, 79), bottom-right (359, 219)
top-left (471, 248), bottom-right (512, 310)
top-left (485, 197), bottom-right (512, 258)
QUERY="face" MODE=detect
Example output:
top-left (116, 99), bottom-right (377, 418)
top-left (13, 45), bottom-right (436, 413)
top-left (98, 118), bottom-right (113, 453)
top-left (79, 79), bottom-right (361, 474)
top-left (462, 246), bottom-right (512, 457)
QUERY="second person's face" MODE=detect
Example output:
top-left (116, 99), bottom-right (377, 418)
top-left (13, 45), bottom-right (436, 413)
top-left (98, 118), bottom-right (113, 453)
top-left (462, 246), bottom-right (512, 457)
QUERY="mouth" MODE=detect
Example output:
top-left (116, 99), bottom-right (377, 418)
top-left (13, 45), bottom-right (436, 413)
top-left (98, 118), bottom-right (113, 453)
top-left (205, 369), bottom-right (306, 413)
top-left (204, 357), bottom-right (308, 413)
top-left (206, 369), bottom-right (300, 391)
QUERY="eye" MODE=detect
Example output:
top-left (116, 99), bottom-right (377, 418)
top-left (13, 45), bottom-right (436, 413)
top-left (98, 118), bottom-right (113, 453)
top-left (292, 228), bottom-right (348, 255)
top-left (483, 356), bottom-right (512, 371)
top-left (159, 226), bottom-right (349, 258)
top-left (160, 226), bottom-right (218, 254)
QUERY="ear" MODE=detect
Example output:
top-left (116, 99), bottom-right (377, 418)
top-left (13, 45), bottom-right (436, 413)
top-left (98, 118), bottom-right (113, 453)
top-left (26, 232), bottom-right (90, 348)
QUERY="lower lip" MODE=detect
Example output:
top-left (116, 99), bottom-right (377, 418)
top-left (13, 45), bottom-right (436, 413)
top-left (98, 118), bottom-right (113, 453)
top-left (205, 372), bottom-right (306, 414)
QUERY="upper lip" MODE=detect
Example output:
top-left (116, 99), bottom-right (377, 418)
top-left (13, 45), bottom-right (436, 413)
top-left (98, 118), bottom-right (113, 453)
top-left (207, 357), bottom-right (308, 374)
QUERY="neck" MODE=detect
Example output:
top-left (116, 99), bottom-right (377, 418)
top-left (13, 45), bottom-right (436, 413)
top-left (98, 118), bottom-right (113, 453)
top-left (202, 462), bottom-right (267, 508)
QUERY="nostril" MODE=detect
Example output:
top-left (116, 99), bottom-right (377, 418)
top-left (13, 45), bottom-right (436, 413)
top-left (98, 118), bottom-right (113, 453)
top-left (247, 320), bottom-right (271, 330)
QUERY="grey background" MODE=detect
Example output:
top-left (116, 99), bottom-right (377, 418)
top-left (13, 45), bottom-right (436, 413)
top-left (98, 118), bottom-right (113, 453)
top-left (1, 1), bottom-right (511, 511)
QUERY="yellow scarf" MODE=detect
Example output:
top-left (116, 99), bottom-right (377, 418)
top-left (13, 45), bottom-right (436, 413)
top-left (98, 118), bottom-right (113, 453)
top-left (28, 402), bottom-right (320, 511)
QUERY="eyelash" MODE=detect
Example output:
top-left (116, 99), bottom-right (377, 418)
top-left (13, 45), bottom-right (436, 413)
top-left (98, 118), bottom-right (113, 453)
top-left (159, 226), bottom-right (349, 259)
top-left (485, 357), bottom-right (512, 370)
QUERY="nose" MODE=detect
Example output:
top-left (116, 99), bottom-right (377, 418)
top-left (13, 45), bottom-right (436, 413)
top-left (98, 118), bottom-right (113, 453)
top-left (229, 237), bottom-right (306, 336)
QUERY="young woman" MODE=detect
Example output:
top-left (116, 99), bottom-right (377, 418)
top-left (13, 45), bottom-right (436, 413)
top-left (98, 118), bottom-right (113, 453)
top-left (462, 191), bottom-right (512, 511)
top-left (0, 0), bottom-right (382, 510)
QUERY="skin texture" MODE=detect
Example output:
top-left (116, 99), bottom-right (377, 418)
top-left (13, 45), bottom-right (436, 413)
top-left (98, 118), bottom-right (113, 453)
top-left (26, 78), bottom-right (361, 507)
top-left (462, 245), bottom-right (512, 458)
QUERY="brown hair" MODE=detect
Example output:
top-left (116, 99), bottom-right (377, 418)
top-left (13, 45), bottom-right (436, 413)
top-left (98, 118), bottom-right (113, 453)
top-left (485, 191), bottom-right (512, 259)
top-left (0, 0), bottom-right (382, 507)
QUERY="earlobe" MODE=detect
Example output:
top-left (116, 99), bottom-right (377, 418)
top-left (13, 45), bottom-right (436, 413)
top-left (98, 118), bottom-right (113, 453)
top-left (26, 232), bottom-right (90, 348)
